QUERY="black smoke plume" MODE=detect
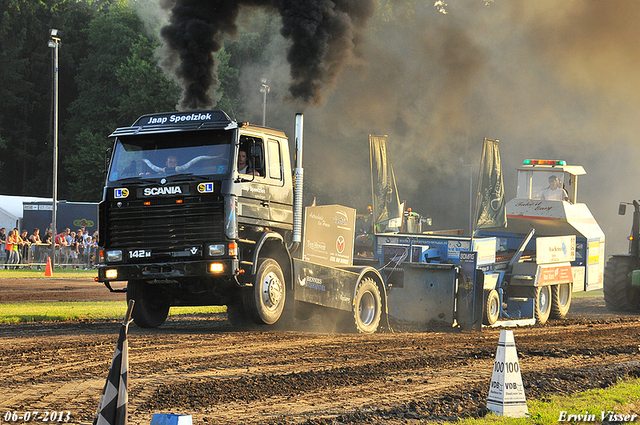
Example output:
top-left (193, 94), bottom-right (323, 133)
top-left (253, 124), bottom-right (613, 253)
top-left (160, 0), bottom-right (375, 110)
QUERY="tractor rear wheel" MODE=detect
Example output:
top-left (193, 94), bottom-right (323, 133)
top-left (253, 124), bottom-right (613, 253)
top-left (604, 255), bottom-right (640, 311)
top-left (550, 283), bottom-right (572, 319)
top-left (534, 285), bottom-right (552, 324)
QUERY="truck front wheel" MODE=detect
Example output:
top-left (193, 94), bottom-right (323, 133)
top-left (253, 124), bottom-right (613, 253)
top-left (534, 285), bottom-right (552, 324)
top-left (126, 280), bottom-right (170, 328)
top-left (244, 258), bottom-right (286, 325)
top-left (352, 277), bottom-right (382, 334)
top-left (550, 283), bottom-right (572, 319)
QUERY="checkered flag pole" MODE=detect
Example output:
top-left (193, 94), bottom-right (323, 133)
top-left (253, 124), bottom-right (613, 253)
top-left (94, 300), bottom-right (135, 425)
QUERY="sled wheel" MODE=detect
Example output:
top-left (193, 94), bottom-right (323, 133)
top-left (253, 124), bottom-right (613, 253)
top-left (550, 283), bottom-right (572, 319)
top-left (352, 277), bottom-right (382, 334)
top-left (483, 289), bottom-right (500, 326)
top-left (127, 280), bottom-right (169, 328)
top-left (243, 258), bottom-right (286, 325)
top-left (534, 285), bottom-right (552, 324)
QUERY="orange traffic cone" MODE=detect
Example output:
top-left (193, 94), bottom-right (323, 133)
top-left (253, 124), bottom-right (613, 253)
top-left (45, 257), bottom-right (53, 277)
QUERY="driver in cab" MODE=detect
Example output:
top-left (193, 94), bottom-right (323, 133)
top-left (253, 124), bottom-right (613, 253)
top-left (539, 175), bottom-right (569, 201)
top-left (237, 149), bottom-right (259, 176)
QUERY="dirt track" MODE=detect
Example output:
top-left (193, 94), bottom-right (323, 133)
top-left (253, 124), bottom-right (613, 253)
top-left (1, 278), bottom-right (640, 424)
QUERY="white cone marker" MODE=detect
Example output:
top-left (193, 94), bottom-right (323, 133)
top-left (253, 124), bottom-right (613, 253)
top-left (486, 330), bottom-right (528, 417)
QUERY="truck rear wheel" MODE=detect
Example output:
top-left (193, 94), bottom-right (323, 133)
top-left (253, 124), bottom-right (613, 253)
top-left (550, 283), bottom-right (572, 319)
top-left (126, 280), bottom-right (170, 328)
top-left (352, 277), bottom-right (382, 334)
top-left (604, 255), bottom-right (640, 311)
top-left (482, 289), bottom-right (500, 326)
top-left (534, 285), bottom-right (552, 324)
top-left (244, 258), bottom-right (286, 325)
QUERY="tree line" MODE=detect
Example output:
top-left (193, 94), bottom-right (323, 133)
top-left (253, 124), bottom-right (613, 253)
top-left (0, 0), bottom-right (279, 202)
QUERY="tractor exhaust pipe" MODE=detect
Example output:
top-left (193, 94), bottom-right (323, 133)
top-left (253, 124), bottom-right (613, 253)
top-left (292, 113), bottom-right (304, 244)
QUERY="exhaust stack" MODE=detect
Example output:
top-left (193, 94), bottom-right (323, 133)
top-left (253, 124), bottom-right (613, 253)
top-left (292, 113), bottom-right (304, 244)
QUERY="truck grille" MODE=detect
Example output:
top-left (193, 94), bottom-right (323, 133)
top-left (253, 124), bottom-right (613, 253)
top-left (106, 196), bottom-right (224, 250)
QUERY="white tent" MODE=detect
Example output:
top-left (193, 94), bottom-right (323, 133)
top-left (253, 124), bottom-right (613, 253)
top-left (0, 194), bottom-right (51, 231)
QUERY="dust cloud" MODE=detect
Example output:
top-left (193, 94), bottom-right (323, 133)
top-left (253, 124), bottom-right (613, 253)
top-left (144, 0), bottom-right (640, 255)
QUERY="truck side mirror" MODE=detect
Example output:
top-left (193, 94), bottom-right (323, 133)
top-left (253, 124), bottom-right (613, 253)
top-left (619, 203), bottom-right (627, 215)
top-left (104, 148), bottom-right (112, 177)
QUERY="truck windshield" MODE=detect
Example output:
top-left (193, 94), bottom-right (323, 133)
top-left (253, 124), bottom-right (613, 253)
top-left (108, 131), bottom-right (232, 182)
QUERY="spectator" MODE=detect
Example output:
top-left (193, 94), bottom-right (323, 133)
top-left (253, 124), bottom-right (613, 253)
top-left (68, 231), bottom-right (78, 267)
top-left (20, 229), bottom-right (31, 267)
top-left (55, 229), bottom-right (69, 266)
top-left (6, 230), bottom-right (20, 269)
top-left (75, 230), bottom-right (85, 267)
top-left (40, 230), bottom-right (53, 268)
top-left (0, 227), bottom-right (7, 268)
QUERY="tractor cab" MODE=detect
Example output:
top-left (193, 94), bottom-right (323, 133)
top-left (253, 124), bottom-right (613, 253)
top-left (516, 159), bottom-right (585, 204)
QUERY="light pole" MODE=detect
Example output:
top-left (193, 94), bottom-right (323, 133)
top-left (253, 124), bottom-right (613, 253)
top-left (48, 29), bottom-right (61, 271)
top-left (460, 158), bottom-right (474, 235)
top-left (260, 78), bottom-right (270, 126)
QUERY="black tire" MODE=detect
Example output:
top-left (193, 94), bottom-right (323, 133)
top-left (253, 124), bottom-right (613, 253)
top-left (604, 255), bottom-right (640, 311)
top-left (482, 289), bottom-right (500, 326)
top-left (243, 258), bottom-right (286, 325)
top-left (534, 285), bottom-right (552, 324)
top-left (351, 277), bottom-right (382, 334)
top-left (126, 280), bottom-right (170, 328)
top-left (226, 301), bottom-right (253, 328)
top-left (550, 283), bottom-right (572, 319)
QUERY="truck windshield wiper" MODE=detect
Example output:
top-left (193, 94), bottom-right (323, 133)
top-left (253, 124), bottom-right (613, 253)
top-left (115, 176), bottom-right (158, 184)
top-left (165, 173), bottom-right (198, 182)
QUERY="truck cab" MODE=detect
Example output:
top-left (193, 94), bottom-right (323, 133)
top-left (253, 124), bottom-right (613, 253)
top-left (98, 110), bottom-right (295, 327)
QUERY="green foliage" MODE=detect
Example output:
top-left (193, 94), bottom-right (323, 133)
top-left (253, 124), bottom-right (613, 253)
top-left (63, 0), bottom-right (179, 200)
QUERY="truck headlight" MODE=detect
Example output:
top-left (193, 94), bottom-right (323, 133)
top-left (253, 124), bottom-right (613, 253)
top-left (105, 269), bottom-right (118, 279)
top-left (106, 250), bottom-right (122, 262)
top-left (208, 244), bottom-right (225, 256)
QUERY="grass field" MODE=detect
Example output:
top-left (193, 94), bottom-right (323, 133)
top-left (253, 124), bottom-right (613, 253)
top-left (0, 301), bottom-right (225, 324)
top-left (460, 377), bottom-right (640, 425)
top-left (0, 268), bottom-right (97, 278)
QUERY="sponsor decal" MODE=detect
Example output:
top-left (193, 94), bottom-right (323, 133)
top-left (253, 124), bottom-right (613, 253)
top-left (297, 275), bottom-right (326, 291)
top-left (73, 219), bottom-right (95, 228)
top-left (336, 235), bottom-right (345, 254)
top-left (198, 182), bottom-right (214, 193)
top-left (332, 210), bottom-right (349, 226)
top-left (114, 188), bottom-right (129, 199)
top-left (143, 186), bottom-right (183, 196)
top-left (538, 265), bottom-right (573, 285)
top-left (306, 240), bottom-right (327, 252)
